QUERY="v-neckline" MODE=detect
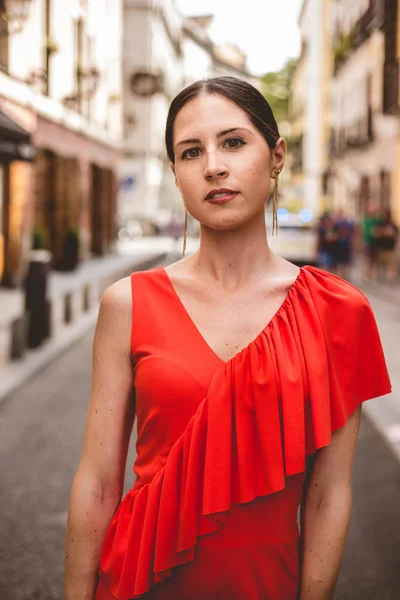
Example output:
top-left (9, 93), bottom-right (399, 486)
top-left (159, 265), bottom-right (306, 366)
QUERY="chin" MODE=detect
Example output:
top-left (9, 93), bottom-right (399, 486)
top-left (203, 213), bottom-right (249, 232)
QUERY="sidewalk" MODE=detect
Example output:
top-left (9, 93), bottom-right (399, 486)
top-left (0, 243), bottom-right (170, 403)
top-left (347, 259), bottom-right (400, 462)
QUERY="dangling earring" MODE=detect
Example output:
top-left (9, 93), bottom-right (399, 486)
top-left (272, 170), bottom-right (281, 237)
top-left (182, 209), bottom-right (188, 256)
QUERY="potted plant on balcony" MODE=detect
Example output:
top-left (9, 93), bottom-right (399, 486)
top-left (333, 27), bottom-right (356, 72)
top-left (45, 37), bottom-right (60, 55)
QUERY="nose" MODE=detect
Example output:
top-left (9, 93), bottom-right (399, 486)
top-left (203, 151), bottom-right (228, 180)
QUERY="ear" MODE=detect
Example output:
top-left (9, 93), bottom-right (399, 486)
top-left (271, 137), bottom-right (286, 177)
top-left (169, 161), bottom-right (181, 191)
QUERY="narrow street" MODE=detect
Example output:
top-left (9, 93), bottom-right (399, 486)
top-left (0, 285), bottom-right (399, 599)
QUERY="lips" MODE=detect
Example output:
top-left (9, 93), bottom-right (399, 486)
top-left (205, 188), bottom-right (239, 201)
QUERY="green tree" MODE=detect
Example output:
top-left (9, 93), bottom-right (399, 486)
top-left (260, 59), bottom-right (296, 124)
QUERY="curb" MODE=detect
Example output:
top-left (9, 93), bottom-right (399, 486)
top-left (348, 274), bottom-right (400, 463)
top-left (0, 253), bottom-right (167, 404)
top-left (362, 400), bottom-right (400, 463)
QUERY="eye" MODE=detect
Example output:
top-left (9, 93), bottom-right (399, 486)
top-left (223, 137), bottom-right (246, 149)
top-left (181, 147), bottom-right (202, 160)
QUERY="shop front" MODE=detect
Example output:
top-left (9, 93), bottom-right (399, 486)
top-left (0, 108), bottom-right (35, 286)
top-left (33, 117), bottom-right (118, 269)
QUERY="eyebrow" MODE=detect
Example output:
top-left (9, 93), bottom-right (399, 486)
top-left (175, 127), bottom-right (253, 148)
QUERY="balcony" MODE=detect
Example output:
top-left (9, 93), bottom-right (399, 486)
top-left (330, 114), bottom-right (374, 157)
top-left (333, 0), bottom-right (385, 76)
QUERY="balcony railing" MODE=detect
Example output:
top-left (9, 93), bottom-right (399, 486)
top-left (330, 114), bottom-right (374, 157)
top-left (333, 0), bottom-right (385, 75)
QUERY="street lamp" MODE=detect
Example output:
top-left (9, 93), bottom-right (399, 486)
top-left (0, 0), bottom-right (32, 35)
top-left (130, 71), bottom-right (164, 97)
top-left (62, 65), bottom-right (101, 112)
top-left (76, 64), bottom-right (101, 94)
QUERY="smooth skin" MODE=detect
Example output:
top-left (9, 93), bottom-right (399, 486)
top-left (65, 93), bottom-right (361, 599)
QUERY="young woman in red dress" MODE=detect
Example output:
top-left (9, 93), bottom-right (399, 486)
top-left (65, 77), bottom-right (391, 600)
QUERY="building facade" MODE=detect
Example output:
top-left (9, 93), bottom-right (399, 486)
top-left (328, 0), bottom-right (399, 220)
top-left (0, 0), bottom-right (123, 285)
top-left (388, 0), bottom-right (400, 224)
top-left (290, 40), bottom-right (307, 210)
top-left (293, 0), bottom-right (332, 216)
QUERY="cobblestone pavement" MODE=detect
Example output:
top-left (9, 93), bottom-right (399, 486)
top-left (0, 282), bottom-right (400, 599)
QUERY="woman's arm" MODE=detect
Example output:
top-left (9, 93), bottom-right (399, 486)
top-left (298, 406), bottom-right (362, 600)
top-left (64, 278), bottom-right (135, 600)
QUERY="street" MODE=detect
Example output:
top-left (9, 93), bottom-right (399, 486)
top-left (0, 282), bottom-right (400, 599)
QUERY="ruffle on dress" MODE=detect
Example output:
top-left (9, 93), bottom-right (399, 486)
top-left (98, 267), bottom-right (391, 599)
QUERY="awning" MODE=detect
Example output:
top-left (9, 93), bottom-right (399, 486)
top-left (0, 110), bottom-right (35, 162)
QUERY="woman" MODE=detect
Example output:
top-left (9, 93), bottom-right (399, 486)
top-left (65, 77), bottom-right (391, 600)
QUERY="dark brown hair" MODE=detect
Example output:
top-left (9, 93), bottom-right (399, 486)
top-left (165, 76), bottom-right (280, 163)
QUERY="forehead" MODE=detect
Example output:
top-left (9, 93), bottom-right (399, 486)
top-left (174, 93), bottom-right (254, 137)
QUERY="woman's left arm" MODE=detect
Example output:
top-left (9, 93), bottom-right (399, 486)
top-left (298, 406), bottom-right (362, 600)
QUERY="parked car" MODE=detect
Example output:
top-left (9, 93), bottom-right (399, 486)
top-left (266, 210), bottom-right (318, 266)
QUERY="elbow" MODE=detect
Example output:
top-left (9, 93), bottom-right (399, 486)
top-left (72, 464), bottom-right (123, 507)
top-left (303, 484), bottom-right (352, 513)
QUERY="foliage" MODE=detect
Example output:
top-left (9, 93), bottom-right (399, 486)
top-left (65, 226), bottom-right (79, 239)
top-left (60, 227), bottom-right (80, 271)
top-left (32, 226), bottom-right (49, 250)
top-left (45, 37), bottom-right (60, 55)
top-left (333, 27), bottom-right (356, 67)
top-left (260, 59), bottom-right (297, 124)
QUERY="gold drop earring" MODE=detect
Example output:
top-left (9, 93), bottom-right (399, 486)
top-left (272, 170), bottom-right (281, 237)
top-left (182, 209), bottom-right (188, 256)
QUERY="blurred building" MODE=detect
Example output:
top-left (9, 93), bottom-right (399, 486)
top-left (120, 0), bottom-right (183, 228)
top-left (328, 0), bottom-right (399, 220)
top-left (0, 0), bottom-right (123, 286)
top-left (119, 3), bottom-right (256, 226)
top-left (290, 41), bottom-right (307, 210)
top-left (291, 0), bottom-right (332, 216)
top-left (389, 0), bottom-right (400, 225)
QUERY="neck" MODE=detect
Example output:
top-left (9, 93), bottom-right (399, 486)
top-left (189, 212), bottom-right (278, 289)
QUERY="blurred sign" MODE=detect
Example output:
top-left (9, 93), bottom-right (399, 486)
top-left (120, 176), bottom-right (136, 191)
top-left (0, 109), bottom-right (35, 162)
top-left (0, 140), bottom-right (35, 162)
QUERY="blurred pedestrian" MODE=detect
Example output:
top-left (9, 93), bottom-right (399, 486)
top-left (373, 209), bottom-right (399, 282)
top-left (362, 202), bottom-right (380, 280)
top-left (167, 212), bottom-right (185, 254)
top-left (316, 212), bottom-right (338, 272)
top-left (332, 208), bottom-right (355, 279)
top-left (65, 77), bottom-right (392, 600)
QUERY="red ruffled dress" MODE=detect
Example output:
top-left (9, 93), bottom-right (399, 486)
top-left (95, 265), bottom-right (391, 600)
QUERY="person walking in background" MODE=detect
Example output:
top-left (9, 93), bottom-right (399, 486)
top-left (332, 208), bottom-right (355, 279)
top-left (372, 209), bottom-right (399, 282)
top-left (362, 202), bottom-right (380, 280)
top-left (316, 212), bottom-right (338, 272)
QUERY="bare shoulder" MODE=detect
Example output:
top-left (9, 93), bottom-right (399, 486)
top-left (95, 276), bottom-right (132, 354)
top-left (268, 256), bottom-right (301, 291)
top-left (100, 275), bottom-right (132, 314)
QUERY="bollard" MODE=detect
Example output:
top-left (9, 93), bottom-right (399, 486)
top-left (24, 250), bottom-right (52, 349)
